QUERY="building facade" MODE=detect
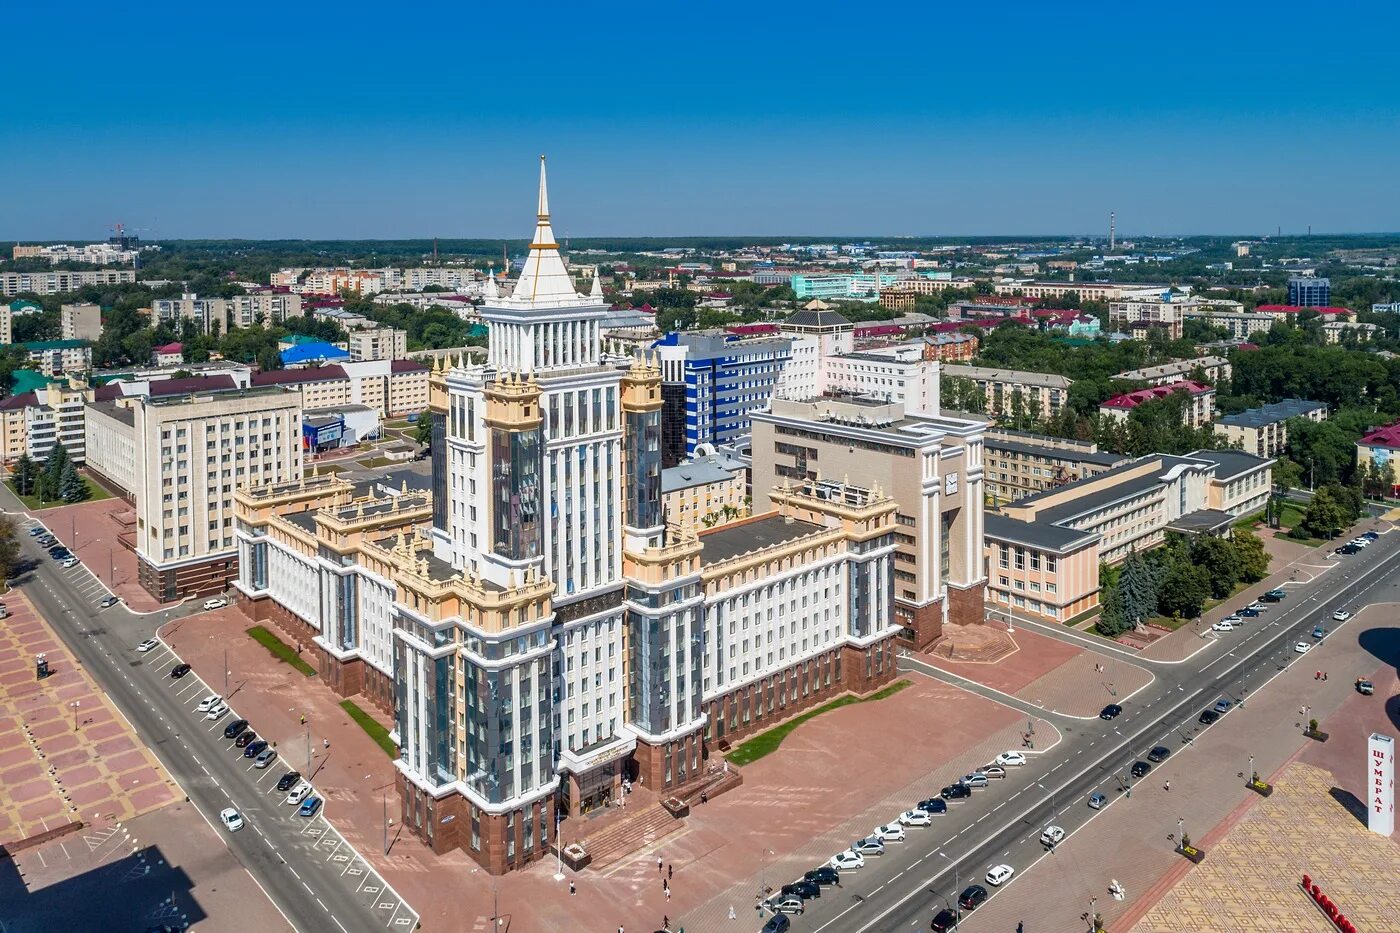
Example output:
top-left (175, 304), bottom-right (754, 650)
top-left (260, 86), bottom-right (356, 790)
top-left (23, 341), bottom-right (92, 377)
top-left (250, 360), bottom-right (429, 418)
top-left (984, 514), bottom-right (1100, 623)
top-left (1215, 399), bottom-right (1327, 458)
top-left (85, 386), bottom-right (304, 601)
top-left (940, 365), bottom-right (1072, 420)
top-left (1288, 276), bottom-right (1331, 307)
top-left (661, 452), bottom-right (748, 531)
top-left (349, 327), bottom-right (409, 361)
top-left (1098, 381), bottom-right (1215, 428)
top-left (0, 269), bottom-right (136, 297)
top-left (983, 430), bottom-right (1129, 506)
top-left (1183, 307), bottom-right (1276, 340)
top-left (60, 303), bottom-right (103, 341)
top-left (1114, 356), bottom-right (1231, 387)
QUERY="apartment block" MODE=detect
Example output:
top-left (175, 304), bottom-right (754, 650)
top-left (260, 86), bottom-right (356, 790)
top-left (348, 327), bottom-right (408, 361)
top-left (23, 341), bottom-right (92, 377)
top-left (0, 269), bottom-right (136, 297)
top-left (661, 451), bottom-right (748, 530)
top-left (1288, 276), bottom-right (1330, 307)
top-left (922, 332), bottom-right (979, 362)
top-left (1115, 356), bottom-right (1231, 387)
top-left (1107, 296), bottom-right (1190, 339)
top-left (983, 430), bottom-right (1129, 506)
top-left (940, 365), bottom-right (1072, 420)
top-left (750, 393), bottom-right (988, 648)
top-left (229, 290), bottom-right (304, 328)
top-left (1357, 423), bottom-right (1400, 496)
top-left (60, 303), bottom-right (103, 341)
top-left (85, 386), bottom-right (304, 601)
top-left (1183, 307), bottom-right (1276, 340)
top-left (151, 294), bottom-right (228, 332)
top-left (1322, 321), bottom-right (1382, 344)
top-left (250, 360), bottom-right (429, 418)
top-left (1099, 381), bottom-right (1215, 428)
top-left (993, 281), bottom-right (1165, 302)
top-left (1215, 399), bottom-right (1327, 458)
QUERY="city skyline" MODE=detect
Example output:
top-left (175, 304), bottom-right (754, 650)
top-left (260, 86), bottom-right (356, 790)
top-left (5, 1), bottom-right (1399, 240)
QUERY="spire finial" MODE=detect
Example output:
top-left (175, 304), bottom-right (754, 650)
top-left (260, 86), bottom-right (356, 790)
top-left (537, 154), bottom-right (550, 219)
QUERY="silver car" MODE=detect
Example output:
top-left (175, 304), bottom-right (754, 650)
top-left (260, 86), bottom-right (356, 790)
top-left (961, 772), bottom-right (989, 788)
top-left (851, 836), bottom-right (885, 856)
top-left (254, 747), bottom-right (278, 769)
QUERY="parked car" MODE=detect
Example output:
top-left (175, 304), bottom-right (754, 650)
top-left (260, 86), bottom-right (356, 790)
top-left (1040, 825), bottom-right (1066, 847)
top-left (931, 908), bottom-right (962, 932)
top-left (169, 663), bottom-right (191, 679)
top-left (1246, 601), bottom-right (1268, 612)
top-left (898, 809), bottom-right (932, 827)
top-left (1355, 679), bottom-right (1375, 695)
top-left (28, 526), bottom-right (45, 536)
top-left (960, 772), bottom-right (989, 789)
top-left (222, 719), bottom-right (249, 739)
top-left (1363, 531), bottom-right (1379, 541)
top-left (1336, 544), bottom-right (1361, 555)
top-left (49, 549), bottom-right (71, 560)
top-left (1212, 621), bottom-right (1235, 633)
top-left (275, 771), bottom-right (302, 793)
top-left (1087, 792), bottom-right (1107, 809)
top-left (1130, 760), bottom-right (1152, 778)
top-left (1214, 698), bottom-right (1233, 713)
top-left (196, 695), bottom-right (223, 712)
top-left (940, 783), bottom-right (972, 801)
top-left (762, 894), bottom-right (805, 916)
top-left (1237, 607), bottom-right (1262, 617)
top-left (204, 702), bottom-right (229, 721)
top-left (829, 851), bottom-right (864, 871)
top-left (985, 864), bottom-right (1015, 886)
top-left (1332, 609), bottom-right (1352, 622)
top-left (958, 884), bottom-right (989, 911)
top-left (137, 638), bottom-right (159, 652)
top-left (243, 740), bottom-right (269, 759)
top-left (803, 866), bottom-right (840, 886)
top-left (780, 880), bottom-right (821, 900)
top-left (202, 597), bottom-right (229, 611)
top-left (1147, 745), bottom-right (1171, 763)
top-left (871, 823), bottom-right (906, 843)
top-left (916, 798), bottom-right (948, 814)
top-left (851, 837), bottom-right (885, 856)
top-left (1221, 614), bottom-right (1243, 625)
top-left (1262, 589), bottom-right (1287, 602)
top-left (760, 915), bottom-right (791, 933)
top-left (979, 765), bottom-right (1007, 780)
top-left (219, 808), bottom-right (243, 832)
top-left (1312, 625), bottom-right (1327, 639)
top-left (234, 730), bottom-right (258, 748)
top-left (1100, 704), bottom-right (1122, 720)
top-left (99, 595), bottom-right (120, 609)
top-left (995, 751), bottom-right (1027, 767)
top-left (1294, 641), bottom-right (1312, 654)
top-left (1198, 709), bottom-right (1221, 725)
top-left (254, 748), bottom-right (278, 769)
top-left (298, 796), bottom-right (322, 818)
top-left (61, 557), bottom-right (80, 569)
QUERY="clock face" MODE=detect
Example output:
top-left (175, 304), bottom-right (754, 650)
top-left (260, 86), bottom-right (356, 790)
top-left (945, 473), bottom-right (958, 496)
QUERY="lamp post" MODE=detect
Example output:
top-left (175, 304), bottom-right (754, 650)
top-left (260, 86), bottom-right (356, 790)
top-left (1249, 754), bottom-right (1255, 783)
top-left (1177, 816), bottom-right (1185, 843)
top-left (938, 851), bottom-right (959, 929)
top-left (71, 700), bottom-right (80, 731)
top-left (553, 807), bottom-right (565, 881)
top-left (383, 787), bottom-right (388, 856)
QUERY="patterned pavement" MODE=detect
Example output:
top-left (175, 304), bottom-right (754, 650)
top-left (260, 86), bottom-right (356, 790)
top-left (1132, 762), bottom-right (1400, 933)
top-left (0, 590), bottom-right (178, 847)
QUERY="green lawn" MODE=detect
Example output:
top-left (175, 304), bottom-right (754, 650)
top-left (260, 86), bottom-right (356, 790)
top-left (246, 626), bottom-right (317, 677)
top-left (725, 679), bottom-right (911, 767)
top-left (356, 457), bottom-right (394, 469)
top-left (341, 699), bottom-right (397, 758)
top-left (6, 475), bottom-right (112, 510)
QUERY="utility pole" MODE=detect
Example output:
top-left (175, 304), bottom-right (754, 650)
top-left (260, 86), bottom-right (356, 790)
top-left (383, 788), bottom-right (388, 855)
top-left (223, 647), bottom-right (228, 696)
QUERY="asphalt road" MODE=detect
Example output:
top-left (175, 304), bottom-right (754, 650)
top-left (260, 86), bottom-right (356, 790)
top-left (6, 508), bottom-right (415, 933)
top-left (775, 532), bottom-right (1399, 933)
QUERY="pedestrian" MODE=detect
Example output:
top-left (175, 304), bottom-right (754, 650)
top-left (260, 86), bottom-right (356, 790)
top-left (323, 738), bottom-right (329, 749)
top-left (1323, 671), bottom-right (1329, 681)
top-left (569, 880), bottom-right (576, 896)
top-left (700, 789), bottom-right (708, 805)
top-left (664, 882), bottom-right (670, 900)
top-left (668, 863), bottom-right (673, 881)
top-left (1315, 671), bottom-right (1321, 680)
top-left (1164, 780), bottom-right (1170, 791)
top-left (663, 917), bottom-right (669, 931)
top-left (300, 714), bottom-right (306, 726)
top-left (1018, 923), bottom-right (1024, 933)
top-left (619, 926), bottom-right (625, 933)
top-left (728, 905), bottom-right (737, 920)
top-left (658, 854), bottom-right (664, 872)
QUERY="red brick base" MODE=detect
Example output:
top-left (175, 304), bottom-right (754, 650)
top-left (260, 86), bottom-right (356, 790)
top-left (398, 772), bottom-right (558, 875)
top-left (946, 580), bottom-right (987, 627)
top-left (897, 598), bottom-right (945, 651)
top-left (138, 552), bottom-right (236, 603)
top-left (633, 730), bottom-right (704, 795)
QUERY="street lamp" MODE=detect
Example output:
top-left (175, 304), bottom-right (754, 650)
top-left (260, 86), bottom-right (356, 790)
top-left (939, 851), bottom-right (960, 929)
top-left (71, 700), bottom-right (80, 731)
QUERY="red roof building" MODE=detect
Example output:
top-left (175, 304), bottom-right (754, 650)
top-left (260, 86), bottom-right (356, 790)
top-left (1099, 380), bottom-right (1216, 428)
top-left (1255, 304), bottom-right (1355, 320)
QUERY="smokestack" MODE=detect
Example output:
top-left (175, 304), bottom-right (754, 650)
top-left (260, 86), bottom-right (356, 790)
top-left (1109, 211), bottom-right (1116, 252)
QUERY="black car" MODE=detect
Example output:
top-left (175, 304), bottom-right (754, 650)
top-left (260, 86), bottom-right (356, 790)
top-left (234, 730), bottom-right (259, 748)
top-left (1100, 704), bottom-right (1122, 720)
top-left (1130, 760), bottom-right (1152, 778)
top-left (958, 884), bottom-right (989, 911)
top-left (931, 908), bottom-right (962, 932)
top-left (1336, 544), bottom-right (1361, 555)
top-left (940, 784), bottom-right (972, 801)
top-left (1237, 607), bottom-right (1261, 617)
top-left (916, 797), bottom-right (949, 814)
top-left (243, 739), bottom-right (269, 758)
top-left (50, 549), bottom-right (72, 560)
top-left (1198, 709), bottom-right (1220, 725)
top-left (223, 719), bottom-right (250, 739)
top-left (275, 771), bottom-right (302, 792)
top-left (1261, 589), bottom-right (1286, 602)
top-left (170, 663), bottom-right (192, 679)
top-left (781, 880), bottom-right (821, 900)
top-left (760, 915), bottom-right (791, 933)
top-left (1147, 745), bottom-right (1171, 763)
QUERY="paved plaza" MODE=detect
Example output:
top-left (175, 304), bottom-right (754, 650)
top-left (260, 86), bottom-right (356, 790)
top-left (0, 590), bottom-right (178, 849)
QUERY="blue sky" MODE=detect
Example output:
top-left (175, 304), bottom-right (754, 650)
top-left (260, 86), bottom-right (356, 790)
top-left (6, 1), bottom-right (1399, 239)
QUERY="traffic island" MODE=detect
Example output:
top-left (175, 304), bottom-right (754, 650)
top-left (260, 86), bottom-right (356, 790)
top-left (1303, 718), bottom-right (1329, 742)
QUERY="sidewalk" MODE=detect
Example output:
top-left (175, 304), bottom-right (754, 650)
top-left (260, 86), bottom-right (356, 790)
top-left (17, 497), bottom-right (165, 613)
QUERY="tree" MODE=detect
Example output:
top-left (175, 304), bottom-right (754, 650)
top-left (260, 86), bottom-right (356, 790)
top-left (1117, 550), bottom-right (1158, 628)
top-left (58, 461), bottom-right (87, 503)
top-left (1157, 558), bottom-right (1210, 619)
top-left (414, 411), bottom-right (434, 449)
top-left (0, 515), bottom-right (19, 583)
top-left (11, 453), bottom-right (37, 496)
top-left (1190, 535), bottom-right (1241, 599)
top-left (256, 345), bottom-right (282, 372)
top-left (1231, 528), bottom-right (1271, 583)
top-left (1299, 486), bottom-right (1348, 539)
top-left (45, 443), bottom-right (70, 490)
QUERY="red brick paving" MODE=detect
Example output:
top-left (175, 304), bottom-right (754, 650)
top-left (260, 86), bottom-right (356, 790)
top-left (33, 497), bottom-right (165, 612)
top-left (927, 624), bottom-right (1081, 693)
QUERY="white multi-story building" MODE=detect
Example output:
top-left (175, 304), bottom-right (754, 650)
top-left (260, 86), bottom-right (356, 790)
top-left (11, 243), bottom-right (140, 265)
top-left (349, 327), bottom-right (408, 361)
top-left (819, 344), bottom-right (940, 415)
top-left (0, 269), bottom-right (137, 297)
top-left (60, 303), bottom-right (103, 341)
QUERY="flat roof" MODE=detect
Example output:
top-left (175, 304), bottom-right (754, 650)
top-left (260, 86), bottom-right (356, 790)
top-left (1184, 448), bottom-right (1274, 481)
top-left (699, 514), bottom-right (824, 566)
top-left (1216, 399), bottom-right (1326, 429)
top-left (984, 512), bottom-right (1099, 552)
top-left (1013, 455), bottom-right (1205, 525)
top-left (285, 510), bottom-right (320, 533)
top-left (941, 364), bottom-right (1072, 389)
top-left (985, 435), bottom-right (1125, 467)
top-left (1166, 508), bottom-right (1236, 535)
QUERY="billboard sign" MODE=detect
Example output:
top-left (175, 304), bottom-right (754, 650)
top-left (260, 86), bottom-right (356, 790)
top-left (1369, 732), bottom-right (1395, 836)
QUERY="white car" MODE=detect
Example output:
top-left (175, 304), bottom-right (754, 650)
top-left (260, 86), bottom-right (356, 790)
top-left (1221, 615), bottom-right (1243, 625)
top-left (995, 751), bottom-right (1027, 767)
top-left (285, 782), bottom-right (313, 806)
top-left (1294, 642), bottom-right (1311, 654)
top-left (830, 850), bottom-right (865, 871)
top-left (203, 597), bottom-right (229, 611)
top-left (196, 694), bottom-right (223, 712)
top-left (136, 638), bottom-right (159, 652)
top-left (1040, 825), bottom-right (1066, 847)
top-left (898, 809), bottom-right (932, 827)
top-left (61, 557), bottom-right (80, 569)
top-left (985, 863), bottom-right (1015, 886)
top-left (1212, 621), bottom-right (1235, 633)
top-left (872, 823), bottom-right (906, 842)
top-left (220, 807), bottom-right (243, 832)
top-left (204, 702), bottom-right (229, 720)
top-left (1332, 609), bottom-right (1352, 622)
